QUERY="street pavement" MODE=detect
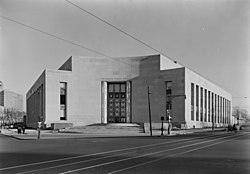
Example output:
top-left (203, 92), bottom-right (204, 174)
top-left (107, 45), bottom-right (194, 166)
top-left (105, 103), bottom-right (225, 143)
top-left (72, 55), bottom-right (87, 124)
top-left (0, 128), bottom-right (249, 174)
top-left (0, 127), bottom-right (226, 140)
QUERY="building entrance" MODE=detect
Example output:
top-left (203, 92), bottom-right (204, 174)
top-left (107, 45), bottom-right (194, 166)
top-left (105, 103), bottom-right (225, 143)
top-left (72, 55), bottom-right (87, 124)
top-left (107, 82), bottom-right (126, 123)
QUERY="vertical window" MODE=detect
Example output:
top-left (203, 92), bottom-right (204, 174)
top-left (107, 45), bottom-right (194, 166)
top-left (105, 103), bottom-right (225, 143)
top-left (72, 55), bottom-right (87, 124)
top-left (166, 81), bottom-right (172, 118)
top-left (191, 83), bottom-right (194, 121)
top-left (229, 101), bottom-right (231, 124)
top-left (60, 82), bottom-right (67, 120)
top-left (220, 97), bottom-right (225, 123)
top-left (218, 96), bottom-right (220, 123)
top-left (223, 98), bottom-right (226, 123)
top-left (224, 99), bottom-right (226, 124)
top-left (212, 93), bottom-right (214, 123)
top-left (215, 94), bottom-right (217, 123)
top-left (166, 81), bottom-right (172, 95)
top-left (229, 100), bottom-right (231, 124)
top-left (226, 100), bottom-right (229, 124)
top-left (166, 101), bottom-right (172, 110)
top-left (41, 84), bottom-right (44, 117)
top-left (217, 95), bottom-right (221, 123)
top-left (196, 85), bottom-right (199, 121)
top-left (208, 91), bottom-right (210, 122)
top-left (36, 85), bottom-right (44, 122)
top-left (227, 100), bottom-right (231, 124)
top-left (200, 87), bottom-right (203, 121)
top-left (205, 89), bottom-right (207, 122)
top-left (225, 99), bottom-right (227, 124)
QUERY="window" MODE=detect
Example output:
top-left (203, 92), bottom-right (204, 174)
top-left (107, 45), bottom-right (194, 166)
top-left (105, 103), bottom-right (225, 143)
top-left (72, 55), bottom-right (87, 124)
top-left (166, 81), bottom-right (172, 118)
top-left (229, 100), bottom-right (231, 123)
top-left (208, 91), bottom-right (210, 122)
top-left (200, 87), bottom-right (203, 121)
top-left (166, 81), bottom-right (172, 95)
top-left (196, 85), bottom-right (199, 121)
top-left (212, 93), bottom-right (214, 123)
top-left (167, 101), bottom-right (172, 110)
top-left (225, 98), bottom-right (227, 124)
top-left (226, 99), bottom-right (229, 124)
top-left (218, 96), bottom-right (220, 123)
top-left (41, 84), bottom-right (44, 117)
top-left (205, 89), bottom-right (207, 122)
top-left (60, 82), bottom-right (67, 120)
top-left (218, 95), bottom-right (220, 123)
top-left (60, 95), bottom-right (66, 104)
top-left (215, 94), bottom-right (217, 123)
top-left (220, 97), bottom-right (225, 123)
top-left (223, 98), bottom-right (226, 123)
top-left (191, 83), bottom-right (194, 121)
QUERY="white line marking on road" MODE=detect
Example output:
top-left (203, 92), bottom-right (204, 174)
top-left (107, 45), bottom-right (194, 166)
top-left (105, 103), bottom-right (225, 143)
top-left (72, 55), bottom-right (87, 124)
top-left (107, 134), bottom-right (246, 174)
top-left (1, 135), bottom-right (205, 171)
top-left (17, 134), bottom-right (217, 174)
top-left (59, 133), bottom-right (242, 174)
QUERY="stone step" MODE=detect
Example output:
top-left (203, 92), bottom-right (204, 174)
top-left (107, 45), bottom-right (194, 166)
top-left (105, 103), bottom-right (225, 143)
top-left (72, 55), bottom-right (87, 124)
top-left (62, 123), bottom-right (145, 134)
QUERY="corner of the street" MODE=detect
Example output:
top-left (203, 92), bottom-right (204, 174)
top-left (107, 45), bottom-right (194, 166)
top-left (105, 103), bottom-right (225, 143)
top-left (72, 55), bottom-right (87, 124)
top-left (0, 127), bottom-right (229, 140)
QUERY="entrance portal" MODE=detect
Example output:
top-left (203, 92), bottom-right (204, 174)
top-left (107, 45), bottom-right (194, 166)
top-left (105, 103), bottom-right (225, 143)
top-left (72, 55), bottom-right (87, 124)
top-left (107, 82), bottom-right (126, 123)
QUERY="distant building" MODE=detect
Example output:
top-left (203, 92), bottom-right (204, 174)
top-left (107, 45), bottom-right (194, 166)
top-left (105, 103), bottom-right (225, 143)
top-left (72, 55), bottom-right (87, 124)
top-left (0, 81), bottom-right (24, 125)
top-left (0, 81), bottom-right (3, 91)
top-left (0, 81), bottom-right (23, 112)
top-left (0, 89), bottom-right (23, 112)
top-left (232, 109), bottom-right (249, 126)
top-left (26, 54), bottom-right (232, 129)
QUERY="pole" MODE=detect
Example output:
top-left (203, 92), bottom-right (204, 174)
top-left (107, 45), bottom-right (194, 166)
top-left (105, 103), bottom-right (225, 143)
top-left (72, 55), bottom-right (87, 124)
top-left (11, 125), bottom-right (14, 136)
top-left (161, 116), bottom-right (164, 136)
top-left (148, 86), bottom-right (152, 136)
top-left (37, 121), bottom-right (42, 139)
top-left (168, 119), bottom-right (172, 135)
top-left (38, 128), bottom-right (40, 139)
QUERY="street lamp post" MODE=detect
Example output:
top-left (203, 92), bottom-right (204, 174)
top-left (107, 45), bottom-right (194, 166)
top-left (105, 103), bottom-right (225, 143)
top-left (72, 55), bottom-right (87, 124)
top-left (10, 124), bottom-right (14, 136)
top-left (161, 116), bottom-right (164, 136)
top-left (37, 121), bottom-right (42, 139)
top-left (148, 86), bottom-right (152, 137)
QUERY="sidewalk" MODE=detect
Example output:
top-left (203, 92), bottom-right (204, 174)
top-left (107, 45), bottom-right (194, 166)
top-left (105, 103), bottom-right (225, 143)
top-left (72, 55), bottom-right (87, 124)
top-left (0, 127), bottom-right (226, 140)
top-left (159, 127), bottom-right (226, 136)
top-left (0, 128), bottom-right (148, 140)
top-left (0, 129), bottom-right (89, 140)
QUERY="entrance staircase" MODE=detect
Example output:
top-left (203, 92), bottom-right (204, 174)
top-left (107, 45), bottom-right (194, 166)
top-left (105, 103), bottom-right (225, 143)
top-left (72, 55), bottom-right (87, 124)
top-left (60, 123), bottom-right (145, 136)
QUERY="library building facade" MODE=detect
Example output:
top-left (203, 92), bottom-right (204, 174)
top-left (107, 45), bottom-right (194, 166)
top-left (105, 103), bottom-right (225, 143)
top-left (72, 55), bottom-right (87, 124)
top-left (26, 54), bottom-right (232, 129)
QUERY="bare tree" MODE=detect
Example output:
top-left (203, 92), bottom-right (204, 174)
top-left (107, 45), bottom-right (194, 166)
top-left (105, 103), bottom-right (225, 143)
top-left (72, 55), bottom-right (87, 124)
top-left (0, 108), bottom-right (24, 126)
top-left (0, 107), bottom-right (6, 126)
top-left (233, 106), bottom-right (249, 126)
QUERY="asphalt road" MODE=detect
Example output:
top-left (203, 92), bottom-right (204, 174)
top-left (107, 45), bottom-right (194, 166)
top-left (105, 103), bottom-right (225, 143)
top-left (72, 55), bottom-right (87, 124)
top-left (0, 131), bottom-right (249, 174)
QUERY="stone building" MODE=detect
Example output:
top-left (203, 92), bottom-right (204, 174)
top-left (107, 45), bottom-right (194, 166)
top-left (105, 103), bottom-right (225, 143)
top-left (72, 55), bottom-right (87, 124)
top-left (26, 54), bottom-right (232, 129)
top-left (0, 82), bottom-right (23, 112)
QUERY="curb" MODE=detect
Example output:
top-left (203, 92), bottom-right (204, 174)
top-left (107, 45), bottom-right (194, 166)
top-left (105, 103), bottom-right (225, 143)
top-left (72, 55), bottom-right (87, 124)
top-left (0, 128), bottom-right (227, 140)
top-left (0, 132), bottom-right (24, 140)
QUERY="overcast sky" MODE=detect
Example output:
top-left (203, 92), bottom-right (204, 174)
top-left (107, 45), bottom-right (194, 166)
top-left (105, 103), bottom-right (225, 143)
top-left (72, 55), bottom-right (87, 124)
top-left (0, 0), bottom-right (249, 112)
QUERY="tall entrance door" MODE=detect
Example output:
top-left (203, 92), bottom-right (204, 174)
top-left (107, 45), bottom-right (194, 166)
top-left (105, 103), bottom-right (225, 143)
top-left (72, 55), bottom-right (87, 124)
top-left (107, 82), bottom-right (126, 123)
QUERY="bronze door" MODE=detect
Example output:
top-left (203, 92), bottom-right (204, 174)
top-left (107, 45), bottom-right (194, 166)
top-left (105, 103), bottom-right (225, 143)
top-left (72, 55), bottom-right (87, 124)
top-left (107, 83), bottom-right (126, 123)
